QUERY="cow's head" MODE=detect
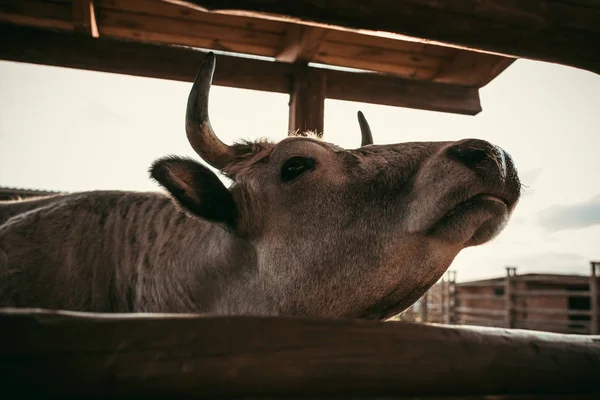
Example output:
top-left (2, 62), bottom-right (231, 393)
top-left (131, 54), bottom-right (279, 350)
top-left (150, 53), bottom-right (521, 319)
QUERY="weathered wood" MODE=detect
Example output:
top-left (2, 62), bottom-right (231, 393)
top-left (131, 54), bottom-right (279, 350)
top-left (514, 307), bottom-right (592, 317)
top-left (505, 267), bottom-right (516, 329)
top-left (513, 275), bottom-right (589, 285)
top-left (432, 51), bottom-right (515, 87)
top-left (0, 23), bottom-right (483, 115)
top-left (513, 290), bottom-right (591, 298)
top-left (184, 0), bottom-right (600, 74)
top-left (288, 65), bottom-right (326, 135)
top-left (96, 7), bottom-right (283, 58)
top-left (72, 0), bottom-right (99, 37)
top-left (456, 293), bottom-right (504, 301)
top-left (591, 262), bottom-right (599, 335)
top-left (457, 281), bottom-right (505, 288)
top-left (0, 0), bottom-right (74, 31)
top-left (455, 306), bottom-right (506, 317)
top-left (0, 0), bottom-right (514, 88)
top-left (326, 68), bottom-right (481, 115)
top-left (0, 308), bottom-right (599, 398)
top-left (276, 24), bottom-right (327, 63)
top-left (0, 21), bottom-right (291, 92)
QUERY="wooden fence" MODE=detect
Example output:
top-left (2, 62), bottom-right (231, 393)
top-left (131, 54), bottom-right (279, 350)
top-left (401, 262), bottom-right (599, 335)
top-left (1, 307), bottom-right (599, 398)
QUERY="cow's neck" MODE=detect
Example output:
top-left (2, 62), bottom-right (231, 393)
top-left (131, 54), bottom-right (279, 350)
top-left (132, 216), bottom-right (274, 315)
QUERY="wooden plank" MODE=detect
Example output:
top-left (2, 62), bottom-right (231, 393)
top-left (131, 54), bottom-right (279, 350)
top-left (95, 7), bottom-right (283, 58)
top-left (0, 23), bottom-right (483, 115)
top-left (1, 308), bottom-right (599, 398)
top-left (432, 51), bottom-right (515, 87)
top-left (0, 0), bottom-right (74, 31)
top-left (514, 290), bottom-right (591, 298)
top-left (326, 69), bottom-right (481, 115)
top-left (317, 40), bottom-right (443, 70)
top-left (324, 29), bottom-right (455, 59)
top-left (275, 24), bottom-right (327, 63)
top-left (458, 316), bottom-right (506, 325)
top-left (456, 294), bottom-right (504, 301)
top-left (0, 21), bottom-right (291, 92)
top-left (72, 0), bottom-right (99, 37)
top-left (315, 45), bottom-right (438, 80)
top-left (288, 65), bottom-right (325, 134)
top-left (514, 275), bottom-right (588, 285)
top-left (514, 307), bottom-right (592, 317)
top-left (455, 306), bottom-right (506, 317)
top-left (97, 0), bottom-right (288, 33)
top-left (185, 0), bottom-right (600, 74)
top-left (457, 281), bottom-right (505, 288)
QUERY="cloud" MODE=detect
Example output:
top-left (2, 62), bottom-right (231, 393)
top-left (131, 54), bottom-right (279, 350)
top-left (537, 193), bottom-right (600, 232)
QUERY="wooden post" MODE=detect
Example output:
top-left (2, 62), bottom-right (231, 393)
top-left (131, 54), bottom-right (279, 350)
top-left (440, 275), bottom-right (447, 323)
top-left (420, 292), bottom-right (429, 323)
top-left (505, 267), bottom-right (516, 329)
top-left (448, 270), bottom-right (457, 324)
top-left (288, 64), bottom-right (326, 136)
top-left (591, 261), bottom-right (599, 335)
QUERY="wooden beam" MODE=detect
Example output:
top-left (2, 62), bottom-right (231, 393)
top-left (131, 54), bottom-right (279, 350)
top-left (182, 0), bottom-right (600, 74)
top-left (71, 0), bottom-right (99, 38)
top-left (326, 68), bottom-right (481, 115)
top-left (0, 22), bottom-right (292, 93)
top-left (275, 24), bottom-right (328, 63)
top-left (289, 65), bottom-right (326, 135)
top-left (0, 23), bottom-right (482, 115)
top-left (432, 51), bottom-right (515, 88)
top-left (1, 308), bottom-right (599, 398)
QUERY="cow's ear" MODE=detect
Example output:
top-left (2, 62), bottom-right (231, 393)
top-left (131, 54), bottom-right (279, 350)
top-left (150, 156), bottom-right (237, 229)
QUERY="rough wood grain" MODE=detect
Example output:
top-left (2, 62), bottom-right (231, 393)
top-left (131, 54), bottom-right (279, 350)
top-left (276, 24), bottom-right (328, 63)
top-left (0, 308), bottom-right (599, 398)
top-left (182, 0), bottom-right (600, 74)
top-left (289, 65), bottom-right (326, 134)
top-left (326, 69), bottom-right (482, 115)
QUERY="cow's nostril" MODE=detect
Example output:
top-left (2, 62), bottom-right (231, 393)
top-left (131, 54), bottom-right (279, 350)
top-left (447, 146), bottom-right (490, 171)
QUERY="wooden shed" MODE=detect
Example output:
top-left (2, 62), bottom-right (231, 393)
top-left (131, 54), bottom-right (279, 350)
top-left (408, 264), bottom-right (600, 336)
top-left (0, 186), bottom-right (60, 201)
top-left (1, 1), bottom-right (600, 398)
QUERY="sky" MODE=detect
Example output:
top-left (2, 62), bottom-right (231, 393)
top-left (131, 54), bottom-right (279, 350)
top-left (0, 58), bottom-right (599, 282)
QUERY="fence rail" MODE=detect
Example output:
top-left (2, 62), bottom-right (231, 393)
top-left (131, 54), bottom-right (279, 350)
top-left (1, 308), bottom-right (599, 398)
top-left (402, 261), bottom-right (600, 335)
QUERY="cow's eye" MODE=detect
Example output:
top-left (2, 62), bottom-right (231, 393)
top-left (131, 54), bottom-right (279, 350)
top-left (281, 156), bottom-right (316, 182)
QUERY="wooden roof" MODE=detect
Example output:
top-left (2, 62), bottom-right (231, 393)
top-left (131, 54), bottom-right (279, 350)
top-left (0, 0), bottom-right (514, 87)
top-left (0, 0), bottom-right (517, 116)
top-left (458, 273), bottom-right (592, 287)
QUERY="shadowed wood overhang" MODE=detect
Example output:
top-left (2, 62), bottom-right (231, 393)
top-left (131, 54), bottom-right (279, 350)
top-left (0, 0), bottom-right (522, 116)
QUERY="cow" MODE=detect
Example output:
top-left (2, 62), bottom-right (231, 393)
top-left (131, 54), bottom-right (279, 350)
top-left (0, 53), bottom-right (521, 319)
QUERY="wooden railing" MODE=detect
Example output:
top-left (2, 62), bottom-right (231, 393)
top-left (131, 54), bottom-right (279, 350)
top-left (402, 261), bottom-right (600, 335)
top-left (0, 307), bottom-right (599, 399)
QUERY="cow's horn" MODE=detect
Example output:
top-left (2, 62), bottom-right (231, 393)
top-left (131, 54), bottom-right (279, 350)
top-left (186, 52), bottom-right (236, 169)
top-left (357, 111), bottom-right (373, 146)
